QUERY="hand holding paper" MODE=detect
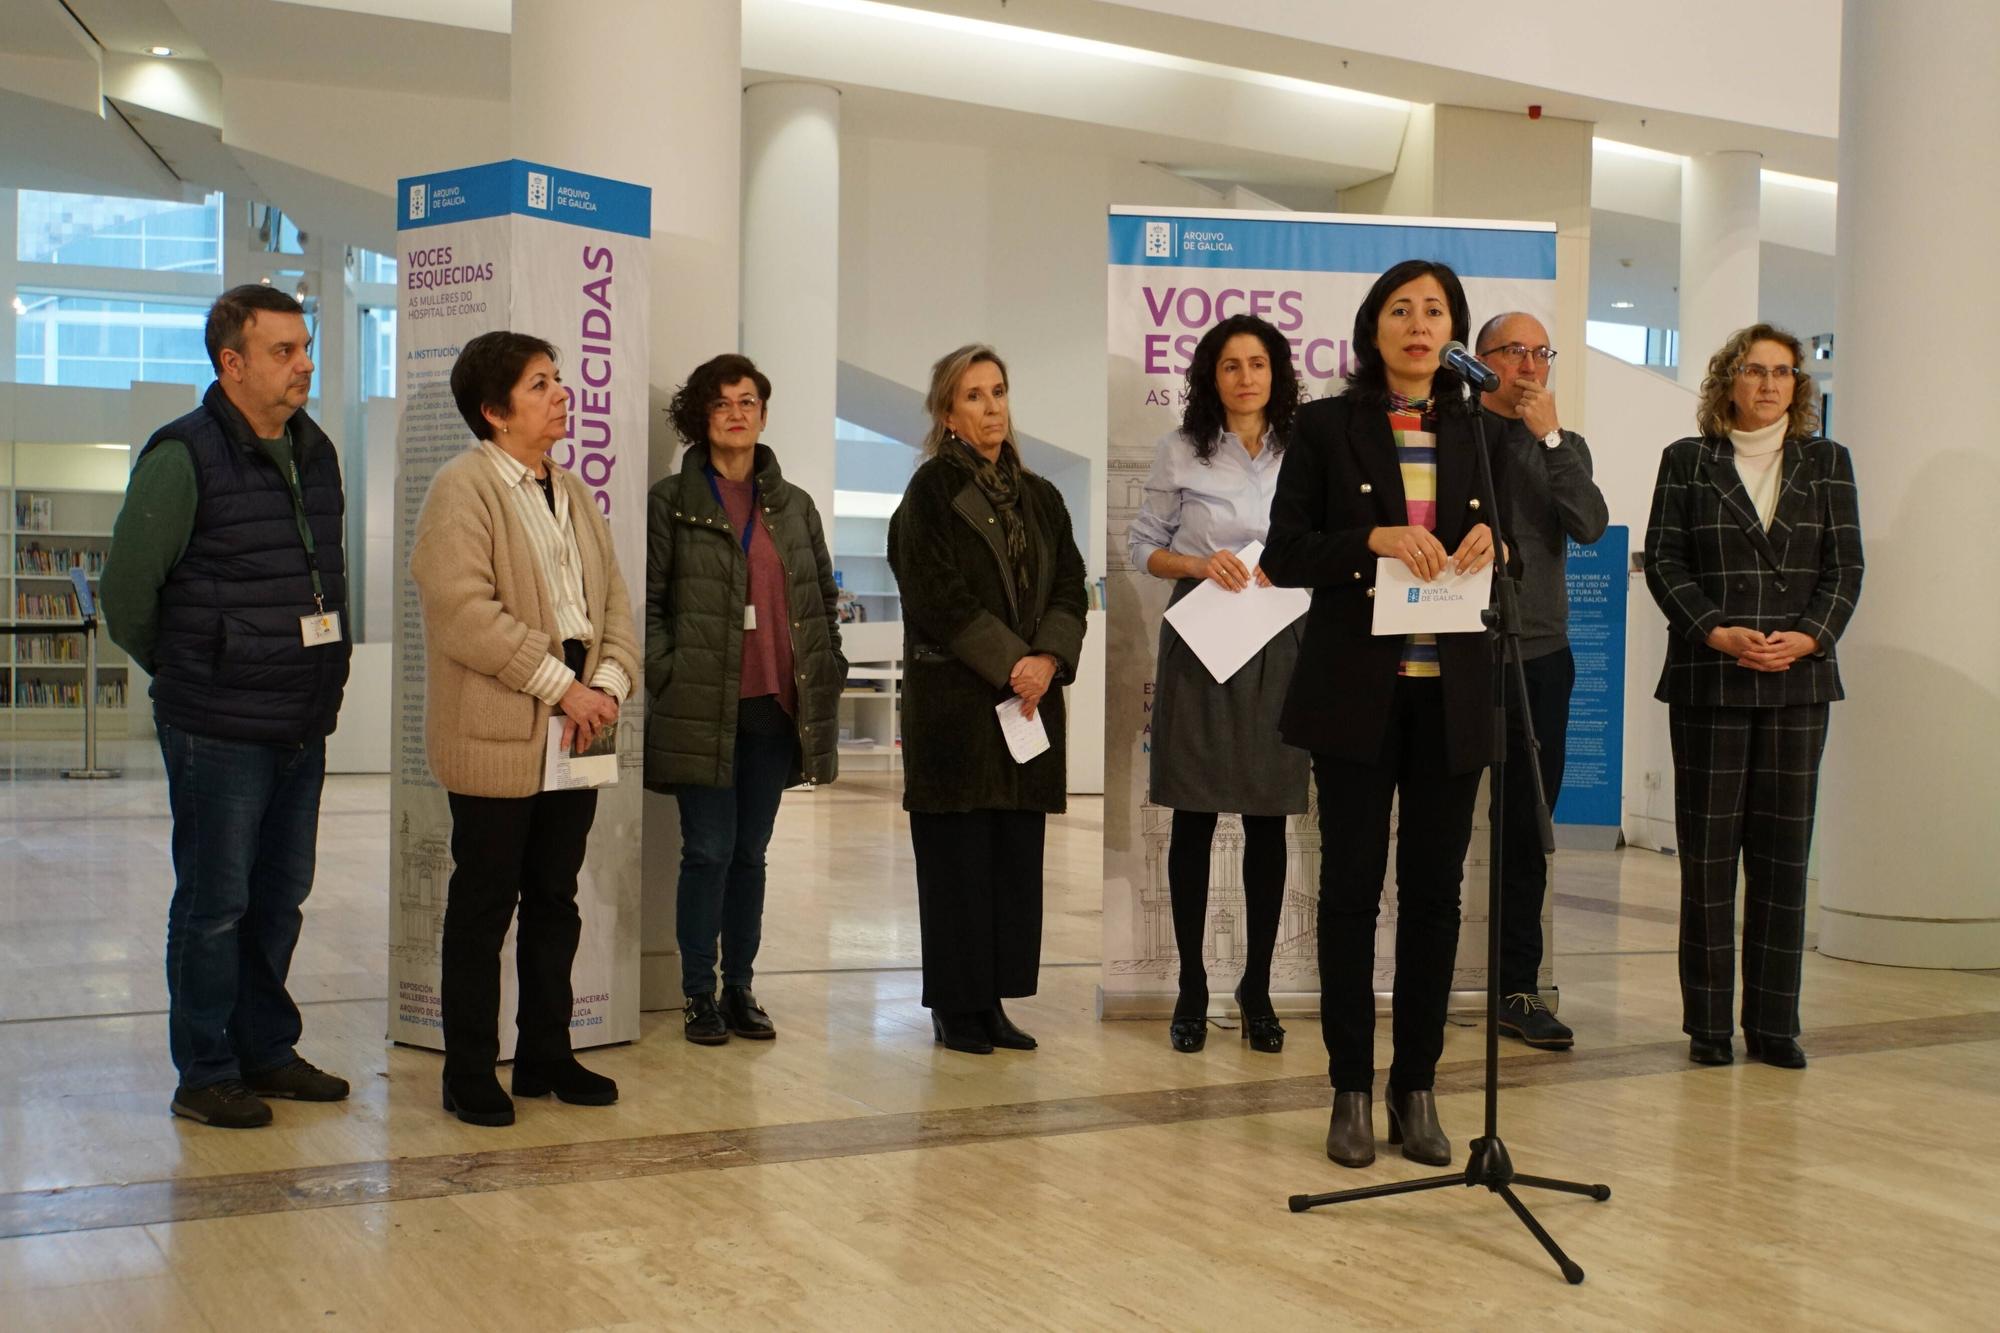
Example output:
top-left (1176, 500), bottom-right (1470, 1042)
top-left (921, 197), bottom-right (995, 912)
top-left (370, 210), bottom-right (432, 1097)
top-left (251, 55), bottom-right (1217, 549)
top-left (1161, 541), bottom-right (1311, 684)
top-left (996, 695), bottom-right (1051, 764)
top-left (1369, 557), bottom-right (1493, 635)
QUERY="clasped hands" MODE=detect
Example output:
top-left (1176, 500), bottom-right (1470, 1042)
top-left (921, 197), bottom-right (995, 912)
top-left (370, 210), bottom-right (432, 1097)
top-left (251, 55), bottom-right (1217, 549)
top-left (1368, 523), bottom-right (1498, 581)
top-left (1009, 653), bottom-right (1059, 721)
top-left (559, 679), bottom-right (620, 751)
top-left (1706, 626), bottom-right (1818, 672)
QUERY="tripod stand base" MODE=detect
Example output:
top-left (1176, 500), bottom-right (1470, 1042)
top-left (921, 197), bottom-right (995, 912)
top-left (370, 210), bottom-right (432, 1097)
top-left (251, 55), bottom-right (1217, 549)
top-left (1288, 1135), bottom-right (1610, 1284)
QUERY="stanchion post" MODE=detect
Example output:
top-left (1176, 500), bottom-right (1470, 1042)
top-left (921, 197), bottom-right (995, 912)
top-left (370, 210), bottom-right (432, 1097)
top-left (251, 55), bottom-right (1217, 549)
top-left (63, 567), bottom-right (119, 781)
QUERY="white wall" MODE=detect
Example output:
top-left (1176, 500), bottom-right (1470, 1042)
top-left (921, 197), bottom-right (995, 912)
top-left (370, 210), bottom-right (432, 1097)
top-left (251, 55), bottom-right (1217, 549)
top-left (1582, 349), bottom-right (1701, 850)
top-left (839, 134), bottom-right (1218, 579)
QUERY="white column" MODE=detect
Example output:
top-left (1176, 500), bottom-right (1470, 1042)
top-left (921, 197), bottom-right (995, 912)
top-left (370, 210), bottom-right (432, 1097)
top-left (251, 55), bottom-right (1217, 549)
top-left (1816, 0), bottom-right (2000, 969)
top-left (512, 0), bottom-right (744, 1008)
top-left (741, 81), bottom-right (840, 534)
top-left (1676, 150), bottom-right (1761, 387)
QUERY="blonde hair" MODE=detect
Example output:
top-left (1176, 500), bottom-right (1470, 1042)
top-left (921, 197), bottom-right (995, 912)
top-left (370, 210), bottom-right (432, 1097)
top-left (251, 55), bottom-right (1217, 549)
top-left (1694, 323), bottom-right (1822, 440)
top-left (921, 343), bottom-right (1025, 467)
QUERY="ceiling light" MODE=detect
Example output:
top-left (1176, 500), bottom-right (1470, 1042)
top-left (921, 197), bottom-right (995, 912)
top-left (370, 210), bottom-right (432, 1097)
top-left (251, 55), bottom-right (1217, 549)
top-left (147, 45), bottom-right (175, 57)
top-left (1761, 168), bottom-right (1837, 195)
top-left (10, 296), bottom-right (25, 315)
top-left (1593, 137), bottom-right (1684, 165)
top-left (1611, 301), bottom-right (1635, 309)
top-left (95, 443), bottom-right (133, 451)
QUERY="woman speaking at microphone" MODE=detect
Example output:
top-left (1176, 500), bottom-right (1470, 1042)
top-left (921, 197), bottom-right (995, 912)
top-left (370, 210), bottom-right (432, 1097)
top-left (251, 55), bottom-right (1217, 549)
top-left (1128, 313), bottom-right (1309, 1056)
top-left (1264, 260), bottom-right (1512, 1169)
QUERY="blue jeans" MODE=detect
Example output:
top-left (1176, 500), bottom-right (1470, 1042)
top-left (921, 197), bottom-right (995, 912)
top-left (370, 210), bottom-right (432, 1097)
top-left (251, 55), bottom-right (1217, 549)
top-left (157, 721), bottom-right (327, 1089)
top-left (675, 701), bottom-right (796, 996)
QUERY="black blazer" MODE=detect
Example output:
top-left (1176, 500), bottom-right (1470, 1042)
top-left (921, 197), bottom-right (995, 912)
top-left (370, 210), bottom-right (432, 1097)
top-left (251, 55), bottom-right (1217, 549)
top-left (1264, 394), bottom-right (1513, 776)
top-left (1643, 434), bottom-right (1863, 708)
top-left (888, 454), bottom-right (1088, 815)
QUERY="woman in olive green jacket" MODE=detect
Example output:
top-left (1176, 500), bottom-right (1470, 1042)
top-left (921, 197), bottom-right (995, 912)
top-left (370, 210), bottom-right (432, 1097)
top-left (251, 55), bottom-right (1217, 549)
top-left (644, 354), bottom-right (845, 1046)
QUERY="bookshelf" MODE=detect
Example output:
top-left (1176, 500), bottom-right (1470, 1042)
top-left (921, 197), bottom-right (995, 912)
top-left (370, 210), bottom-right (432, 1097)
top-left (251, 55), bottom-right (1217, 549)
top-left (0, 381), bottom-right (197, 739)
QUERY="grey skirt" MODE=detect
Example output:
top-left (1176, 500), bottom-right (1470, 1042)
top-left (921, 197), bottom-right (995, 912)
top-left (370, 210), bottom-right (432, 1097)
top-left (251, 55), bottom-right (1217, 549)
top-left (1148, 577), bottom-right (1311, 815)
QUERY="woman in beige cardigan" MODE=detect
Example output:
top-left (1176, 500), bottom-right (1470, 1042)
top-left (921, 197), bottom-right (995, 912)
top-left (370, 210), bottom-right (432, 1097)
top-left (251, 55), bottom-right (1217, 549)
top-left (410, 331), bottom-right (640, 1127)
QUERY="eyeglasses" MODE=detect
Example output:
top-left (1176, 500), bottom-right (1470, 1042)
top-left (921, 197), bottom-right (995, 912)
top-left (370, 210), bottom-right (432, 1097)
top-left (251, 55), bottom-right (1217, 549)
top-left (1735, 364), bottom-right (1799, 385)
top-left (1478, 344), bottom-right (1558, 364)
top-left (709, 395), bottom-right (762, 417)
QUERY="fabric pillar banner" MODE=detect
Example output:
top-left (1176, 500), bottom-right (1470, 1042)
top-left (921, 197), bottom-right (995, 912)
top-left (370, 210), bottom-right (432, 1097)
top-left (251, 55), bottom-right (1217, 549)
top-left (1552, 525), bottom-right (1629, 848)
top-left (1101, 206), bottom-right (1560, 1019)
top-left (389, 160), bottom-right (651, 1052)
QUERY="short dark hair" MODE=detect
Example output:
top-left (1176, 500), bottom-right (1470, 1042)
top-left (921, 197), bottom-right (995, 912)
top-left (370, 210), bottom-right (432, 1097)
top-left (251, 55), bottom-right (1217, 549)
top-left (204, 283), bottom-right (305, 373)
top-left (450, 331), bottom-right (559, 440)
top-left (668, 354), bottom-right (772, 447)
top-left (1343, 258), bottom-right (1473, 414)
top-left (1180, 314), bottom-right (1299, 461)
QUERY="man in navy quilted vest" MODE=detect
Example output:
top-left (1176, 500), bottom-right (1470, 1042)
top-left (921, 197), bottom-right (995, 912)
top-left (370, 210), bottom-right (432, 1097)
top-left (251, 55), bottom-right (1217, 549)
top-left (103, 285), bottom-right (354, 1129)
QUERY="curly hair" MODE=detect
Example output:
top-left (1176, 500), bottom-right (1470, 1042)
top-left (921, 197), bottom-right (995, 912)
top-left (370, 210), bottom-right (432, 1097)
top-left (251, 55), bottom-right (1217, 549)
top-left (1694, 323), bottom-right (1821, 440)
top-left (668, 353), bottom-right (772, 448)
top-left (1179, 314), bottom-right (1298, 461)
top-left (1342, 258), bottom-right (1474, 415)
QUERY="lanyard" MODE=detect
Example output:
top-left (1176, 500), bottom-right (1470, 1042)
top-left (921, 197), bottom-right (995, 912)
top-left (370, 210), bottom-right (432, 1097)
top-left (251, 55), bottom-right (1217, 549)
top-left (703, 464), bottom-right (757, 555)
top-left (277, 434), bottom-right (327, 613)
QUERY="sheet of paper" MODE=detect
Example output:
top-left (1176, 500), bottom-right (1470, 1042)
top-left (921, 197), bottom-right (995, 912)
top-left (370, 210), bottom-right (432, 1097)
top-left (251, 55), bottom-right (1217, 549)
top-left (995, 695), bottom-right (1051, 765)
top-left (543, 718), bottom-right (620, 791)
top-left (1161, 540), bottom-right (1312, 684)
top-left (1368, 557), bottom-right (1493, 635)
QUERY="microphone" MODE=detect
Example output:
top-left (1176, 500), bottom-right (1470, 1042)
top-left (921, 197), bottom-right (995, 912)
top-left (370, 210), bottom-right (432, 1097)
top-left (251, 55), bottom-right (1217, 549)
top-left (1440, 340), bottom-right (1500, 393)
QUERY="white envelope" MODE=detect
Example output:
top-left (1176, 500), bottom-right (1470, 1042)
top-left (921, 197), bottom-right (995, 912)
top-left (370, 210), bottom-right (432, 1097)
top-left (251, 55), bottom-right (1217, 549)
top-left (1369, 557), bottom-right (1493, 635)
top-left (1160, 540), bottom-right (1312, 684)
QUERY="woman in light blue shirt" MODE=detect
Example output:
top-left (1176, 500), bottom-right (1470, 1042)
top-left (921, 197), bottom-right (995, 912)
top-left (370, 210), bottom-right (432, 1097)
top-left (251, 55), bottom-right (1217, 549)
top-left (1128, 313), bottom-right (1310, 1055)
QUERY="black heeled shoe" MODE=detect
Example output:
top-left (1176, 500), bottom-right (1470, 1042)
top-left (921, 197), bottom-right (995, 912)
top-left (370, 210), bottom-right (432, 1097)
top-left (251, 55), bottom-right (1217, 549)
top-left (1689, 1037), bottom-right (1734, 1066)
top-left (1744, 1032), bottom-right (1807, 1068)
top-left (932, 1011), bottom-right (994, 1054)
top-left (982, 1003), bottom-right (1037, 1051)
top-left (1168, 1018), bottom-right (1208, 1053)
top-left (512, 1057), bottom-right (617, 1105)
top-left (1233, 981), bottom-right (1284, 1054)
top-left (1385, 1085), bottom-right (1451, 1166)
top-left (442, 1073), bottom-right (515, 1127)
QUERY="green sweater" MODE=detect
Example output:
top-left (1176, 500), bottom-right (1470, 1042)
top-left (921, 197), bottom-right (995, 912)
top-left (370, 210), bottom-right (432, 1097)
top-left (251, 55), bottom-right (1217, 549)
top-left (101, 430), bottom-right (294, 674)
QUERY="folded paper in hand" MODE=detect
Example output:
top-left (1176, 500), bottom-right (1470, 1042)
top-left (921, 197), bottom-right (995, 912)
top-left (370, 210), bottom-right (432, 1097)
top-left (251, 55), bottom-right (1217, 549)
top-left (995, 696), bottom-right (1050, 764)
top-left (544, 718), bottom-right (619, 791)
top-left (1369, 557), bottom-right (1492, 635)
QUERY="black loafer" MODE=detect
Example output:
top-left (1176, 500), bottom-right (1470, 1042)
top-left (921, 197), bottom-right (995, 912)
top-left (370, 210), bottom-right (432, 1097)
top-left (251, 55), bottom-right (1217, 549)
top-left (1169, 1018), bottom-right (1207, 1053)
top-left (684, 993), bottom-right (730, 1046)
top-left (1689, 1037), bottom-right (1734, 1066)
top-left (720, 986), bottom-right (777, 1040)
top-left (1745, 1032), bottom-right (1807, 1068)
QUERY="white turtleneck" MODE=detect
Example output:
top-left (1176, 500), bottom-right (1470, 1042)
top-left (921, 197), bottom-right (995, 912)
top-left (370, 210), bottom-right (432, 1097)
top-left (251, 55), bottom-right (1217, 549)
top-left (1728, 418), bottom-right (1787, 529)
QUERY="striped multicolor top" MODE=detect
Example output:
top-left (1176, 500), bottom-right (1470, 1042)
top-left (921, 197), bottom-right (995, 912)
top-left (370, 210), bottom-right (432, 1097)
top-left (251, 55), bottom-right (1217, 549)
top-left (1390, 402), bottom-right (1440, 678)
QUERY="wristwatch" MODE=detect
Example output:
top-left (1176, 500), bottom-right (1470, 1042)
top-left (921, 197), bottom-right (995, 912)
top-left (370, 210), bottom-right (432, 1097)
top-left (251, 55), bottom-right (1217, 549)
top-left (1540, 428), bottom-right (1563, 450)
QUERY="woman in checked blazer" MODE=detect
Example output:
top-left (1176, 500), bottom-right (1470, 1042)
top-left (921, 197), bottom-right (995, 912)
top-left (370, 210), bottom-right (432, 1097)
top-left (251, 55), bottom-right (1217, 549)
top-left (1644, 322), bottom-right (1863, 1071)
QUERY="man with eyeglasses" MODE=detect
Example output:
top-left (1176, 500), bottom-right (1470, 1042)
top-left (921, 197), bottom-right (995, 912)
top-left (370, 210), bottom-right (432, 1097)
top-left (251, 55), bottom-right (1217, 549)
top-left (1475, 312), bottom-right (1607, 1051)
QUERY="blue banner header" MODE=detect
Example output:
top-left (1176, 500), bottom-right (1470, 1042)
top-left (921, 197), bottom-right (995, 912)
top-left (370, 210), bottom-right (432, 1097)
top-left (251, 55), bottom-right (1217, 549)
top-left (1108, 213), bottom-right (1554, 279)
top-left (397, 160), bottom-right (651, 238)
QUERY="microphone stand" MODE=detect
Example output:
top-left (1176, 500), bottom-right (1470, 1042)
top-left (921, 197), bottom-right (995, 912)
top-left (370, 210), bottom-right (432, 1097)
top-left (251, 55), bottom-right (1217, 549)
top-left (1286, 388), bottom-right (1611, 1284)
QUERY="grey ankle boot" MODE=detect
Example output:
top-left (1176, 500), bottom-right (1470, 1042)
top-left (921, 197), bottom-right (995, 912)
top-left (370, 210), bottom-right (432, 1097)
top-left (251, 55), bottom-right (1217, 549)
top-left (1325, 1091), bottom-right (1375, 1168)
top-left (1386, 1087), bottom-right (1451, 1166)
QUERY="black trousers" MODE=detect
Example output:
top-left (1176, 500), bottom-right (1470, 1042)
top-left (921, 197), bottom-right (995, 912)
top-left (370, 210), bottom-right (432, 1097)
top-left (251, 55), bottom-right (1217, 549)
top-left (909, 809), bottom-right (1046, 1012)
top-left (1498, 646), bottom-right (1574, 997)
top-left (1167, 810), bottom-right (1288, 1018)
top-left (1670, 703), bottom-right (1829, 1041)
top-left (1313, 678), bottom-right (1481, 1094)
top-left (442, 787), bottom-right (599, 1078)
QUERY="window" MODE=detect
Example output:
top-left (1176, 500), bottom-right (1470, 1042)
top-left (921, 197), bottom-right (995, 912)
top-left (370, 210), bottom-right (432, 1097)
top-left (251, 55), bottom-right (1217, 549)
top-left (357, 248), bottom-right (397, 284)
top-left (362, 306), bottom-right (396, 398)
top-left (17, 190), bottom-right (224, 273)
top-left (14, 292), bottom-right (211, 389)
top-left (1585, 320), bottom-right (1649, 366)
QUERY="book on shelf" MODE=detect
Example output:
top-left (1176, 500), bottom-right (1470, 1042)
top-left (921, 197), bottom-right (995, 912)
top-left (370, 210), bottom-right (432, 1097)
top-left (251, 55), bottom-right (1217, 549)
top-left (14, 591), bottom-right (82, 620)
top-left (14, 634), bottom-right (83, 664)
top-left (11, 677), bottom-right (127, 709)
top-left (14, 543), bottom-right (107, 577)
top-left (14, 497), bottom-right (54, 533)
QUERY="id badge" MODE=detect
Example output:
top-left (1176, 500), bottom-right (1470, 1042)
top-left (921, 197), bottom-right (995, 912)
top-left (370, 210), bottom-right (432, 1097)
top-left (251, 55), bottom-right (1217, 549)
top-left (301, 610), bottom-right (344, 647)
top-left (743, 604), bottom-right (757, 631)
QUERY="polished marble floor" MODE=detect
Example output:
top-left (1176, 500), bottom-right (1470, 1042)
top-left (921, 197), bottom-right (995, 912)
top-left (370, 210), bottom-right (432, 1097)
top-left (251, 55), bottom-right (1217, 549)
top-left (1, 740), bottom-right (1995, 1329)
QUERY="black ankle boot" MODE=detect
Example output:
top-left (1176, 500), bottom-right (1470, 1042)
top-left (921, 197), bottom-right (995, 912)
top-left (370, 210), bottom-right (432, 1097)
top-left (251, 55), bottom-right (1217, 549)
top-left (442, 1072), bottom-right (515, 1127)
top-left (720, 987), bottom-right (776, 1040)
top-left (512, 1057), bottom-right (617, 1105)
top-left (1745, 1032), bottom-right (1806, 1068)
top-left (1689, 1036), bottom-right (1734, 1066)
top-left (982, 1002), bottom-right (1036, 1050)
top-left (684, 993), bottom-right (729, 1046)
top-left (931, 1010), bottom-right (994, 1054)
